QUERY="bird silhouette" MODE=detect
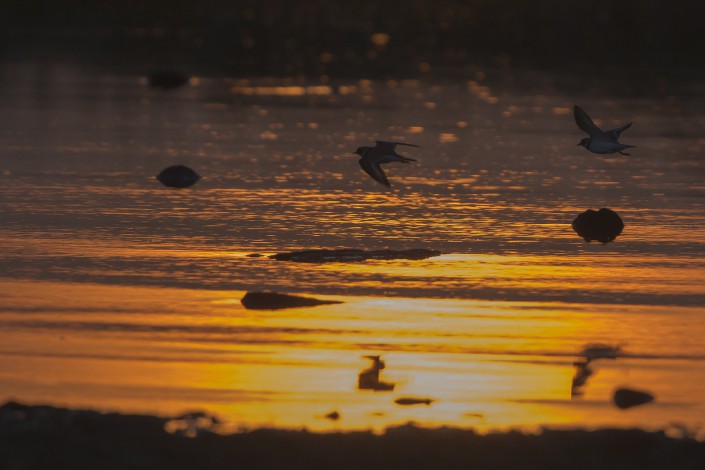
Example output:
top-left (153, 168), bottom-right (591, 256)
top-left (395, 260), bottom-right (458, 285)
top-left (352, 141), bottom-right (419, 187)
top-left (574, 105), bottom-right (635, 155)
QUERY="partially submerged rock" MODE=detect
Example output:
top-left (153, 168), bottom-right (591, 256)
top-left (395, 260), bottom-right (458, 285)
top-left (156, 165), bottom-right (200, 188)
top-left (148, 70), bottom-right (190, 90)
top-left (572, 208), bottom-right (624, 243)
top-left (241, 292), bottom-right (342, 310)
top-left (271, 248), bottom-right (441, 263)
top-left (394, 397), bottom-right (434, 406)
top-left (613, 388), bottom-right (655, 409)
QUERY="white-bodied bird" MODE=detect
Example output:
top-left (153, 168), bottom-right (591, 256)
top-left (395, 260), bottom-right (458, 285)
top-left (574, 105), bottom-right (635, 155)
top-left (353, 141), bottom-right (418, 187)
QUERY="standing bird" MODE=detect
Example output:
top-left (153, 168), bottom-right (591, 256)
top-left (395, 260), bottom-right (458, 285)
top-left (353, 141), bottom-right (418, 187)
top-left (574, 105), bottom-right (635, 155)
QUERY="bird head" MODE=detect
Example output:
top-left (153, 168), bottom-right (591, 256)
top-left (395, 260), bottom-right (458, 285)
top-left (353, 146), bottom-right (369, 156)
top-left (577, 138), bottom-right (590, 148)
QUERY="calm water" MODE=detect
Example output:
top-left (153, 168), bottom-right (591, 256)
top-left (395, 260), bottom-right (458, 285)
top-left (1, 63), bottom-right (704, 433)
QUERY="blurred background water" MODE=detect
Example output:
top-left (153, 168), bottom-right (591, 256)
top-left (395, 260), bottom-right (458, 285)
top-left (1, 1), bottom-right (704, 434)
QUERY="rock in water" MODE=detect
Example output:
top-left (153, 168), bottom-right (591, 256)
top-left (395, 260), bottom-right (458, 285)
top-left (156, 165), bottom-right (200, 188)
top-left (148, 70), bottom-right (189, 89)
top-left (572, 208), bottom-right (624, 243)
top-left (394, 397), bottom-right (434, 406)
top-left (271, 248), bottom-right (441, 263)
top-left (241, 292), bottom-right (343, 310)
top-left (613, 388), bottom-right (655, 409)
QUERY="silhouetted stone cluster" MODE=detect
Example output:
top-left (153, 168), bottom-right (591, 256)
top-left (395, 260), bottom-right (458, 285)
top-left (572, 208), bottom-right (624, 244)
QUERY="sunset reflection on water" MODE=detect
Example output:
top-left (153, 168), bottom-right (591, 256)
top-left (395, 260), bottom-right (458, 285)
top-left (1, 64), bottom-right (704, 434)
top-left (2, 276), bottom-right (705, 432)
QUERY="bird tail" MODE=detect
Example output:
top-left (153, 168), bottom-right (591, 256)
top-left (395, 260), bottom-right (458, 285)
top-left (400, 156), bottom-right (417, 163)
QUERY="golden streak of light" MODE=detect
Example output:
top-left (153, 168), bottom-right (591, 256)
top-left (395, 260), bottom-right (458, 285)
top-left (230, 86), bottom-right (332, 96)
top-left (2, 279), bottom-right (705, 432)
top-left (467, 80), bottom-right (499, 104)
top-left (551, 106), bottom-right (571, 115)
top-left (337, 85), bottom-right (357, 95)
top-left (370, 33), bottom-right (391, 47)
top-left (439, 133), bottom-right (459, 143)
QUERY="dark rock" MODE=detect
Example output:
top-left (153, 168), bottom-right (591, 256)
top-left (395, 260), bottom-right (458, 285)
top-left (581, 343), bottom-right (621, 361)
top-left (394, 397), bottom-right (434, 406)
top-left (156, 165), bottom-right (200, 188)
top-left (271, 248), bottom-right (441, 263)
top-left (572, 208), bottom-right (624, 243)
top-left (148, 70), bottom-right (190, 89)
top-left (613, 388), bottom-right (655, 409)
top-left (240, 292), bottom-right (343, 310)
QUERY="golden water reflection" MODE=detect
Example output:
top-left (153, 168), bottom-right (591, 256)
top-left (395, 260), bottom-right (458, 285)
top-left (2, 279), bottom-right (704, 433)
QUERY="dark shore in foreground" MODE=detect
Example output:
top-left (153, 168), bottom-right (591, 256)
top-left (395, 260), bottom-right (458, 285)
top-left (2, 402), bottom-right (705, 470)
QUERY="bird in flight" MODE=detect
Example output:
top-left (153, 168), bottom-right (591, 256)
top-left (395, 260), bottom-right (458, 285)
top-left (352, 141), bottom-right (419, 187)
top-left (574, 105), bottom-right (635, 155)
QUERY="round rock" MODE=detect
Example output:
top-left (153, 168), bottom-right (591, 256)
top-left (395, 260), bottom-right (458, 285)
top-left (156, 165), bottom-right (200, 188)
top-left (572, 208), bottom-right (624, 243)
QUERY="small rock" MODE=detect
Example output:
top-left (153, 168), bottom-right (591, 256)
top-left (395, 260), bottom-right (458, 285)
top-left (156, 165), bottom-right (200, 188)
top-left (572, 208), bottom-right (624, 243)
top-left (148, 70), bottom-right (190, 89)
top-left (613, 388), bottom-right (655, 409)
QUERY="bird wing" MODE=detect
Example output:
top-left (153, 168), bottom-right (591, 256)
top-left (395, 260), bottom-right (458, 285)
top-left (607, 122), bottom-right (632, 140)
top-left (574, 105), bottom-right (606, 138)
top-left (359, 158), bottom-right (391, 187)
top-left (374, 141), bottom-right (420, 154)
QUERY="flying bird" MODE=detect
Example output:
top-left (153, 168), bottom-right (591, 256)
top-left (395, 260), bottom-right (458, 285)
top-left (352, 141), bottom-right (418, 187)
top-left (574, 105), bottom-right (635, 155)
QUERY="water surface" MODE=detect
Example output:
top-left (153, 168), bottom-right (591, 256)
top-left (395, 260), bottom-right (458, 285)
top-left (1, 63), bottom-right (704, 433)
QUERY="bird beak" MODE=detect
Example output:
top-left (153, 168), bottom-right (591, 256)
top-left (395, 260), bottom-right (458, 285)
top-left (576, 142), bottom-right (582, 146)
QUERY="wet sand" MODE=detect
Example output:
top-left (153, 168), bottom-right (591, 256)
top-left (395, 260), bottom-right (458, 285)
top-left (3, 401), bottom-right (705, 470)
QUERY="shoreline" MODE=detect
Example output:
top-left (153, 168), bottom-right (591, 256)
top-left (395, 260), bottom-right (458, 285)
top-left (2, 401), bottom-right (705, 469)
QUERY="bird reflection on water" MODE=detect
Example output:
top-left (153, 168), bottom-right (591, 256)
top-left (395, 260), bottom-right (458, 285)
top-left (358, 355), bottom-right (396, 392)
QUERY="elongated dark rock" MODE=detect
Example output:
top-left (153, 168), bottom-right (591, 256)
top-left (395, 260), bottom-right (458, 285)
top-left (394, 397), bottom-right (434, 406)
top-left (613, 388), bottom-right (655, 409)
top-left (241, 292), bottom-right (343, 310)
top-left (271, 248), bottom-right (441, 263)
